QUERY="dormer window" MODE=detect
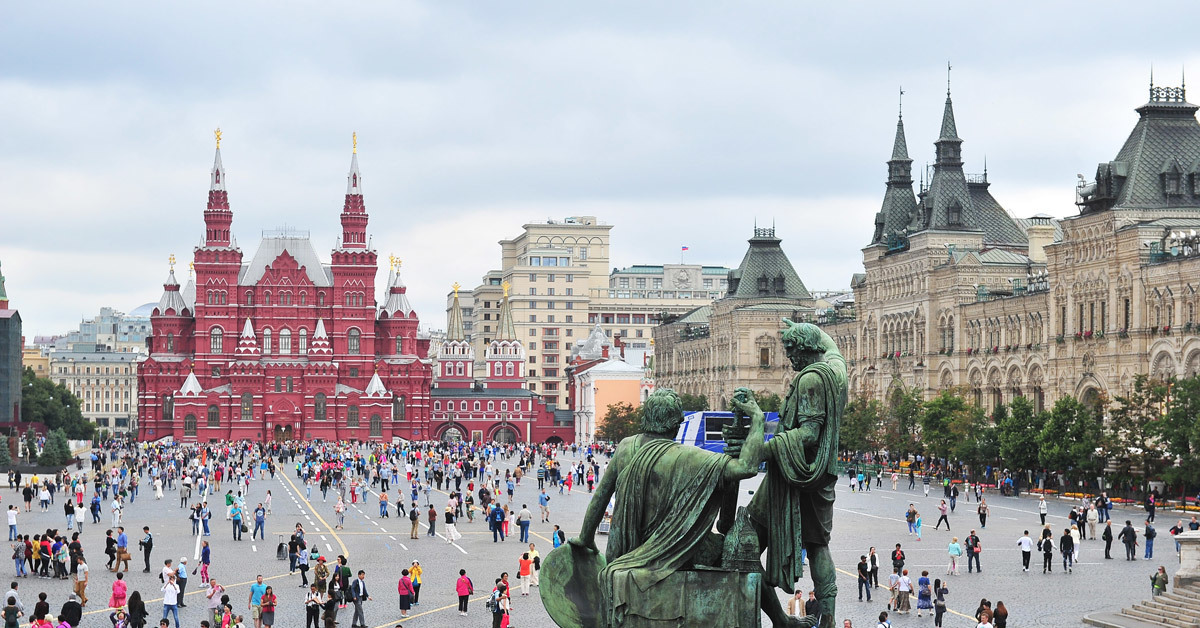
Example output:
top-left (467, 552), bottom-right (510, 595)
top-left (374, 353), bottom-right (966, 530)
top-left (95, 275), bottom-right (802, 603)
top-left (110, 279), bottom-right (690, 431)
top-left (947, 202), bottom-right (963, 226)
top-left (1166, 171), bottom-right (1182, 196)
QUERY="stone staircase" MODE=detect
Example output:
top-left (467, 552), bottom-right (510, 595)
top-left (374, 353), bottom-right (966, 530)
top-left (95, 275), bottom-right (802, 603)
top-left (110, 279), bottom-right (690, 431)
top-left (1086, 582), bottom-right (1200, 628)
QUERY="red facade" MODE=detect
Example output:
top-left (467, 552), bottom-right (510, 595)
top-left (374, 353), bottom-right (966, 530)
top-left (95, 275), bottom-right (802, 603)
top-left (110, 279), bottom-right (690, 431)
top-left (137, 145), bottom-right (434, 442)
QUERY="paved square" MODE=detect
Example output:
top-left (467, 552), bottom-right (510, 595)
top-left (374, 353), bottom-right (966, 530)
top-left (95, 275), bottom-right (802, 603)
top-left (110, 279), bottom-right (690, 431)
top-left (12, 456), bottom-right (1166, 628)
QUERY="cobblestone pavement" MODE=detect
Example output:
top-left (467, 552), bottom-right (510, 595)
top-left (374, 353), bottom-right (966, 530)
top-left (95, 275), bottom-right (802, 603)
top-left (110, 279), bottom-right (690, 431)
top-left (11, 458), bottom-right (1169, 628)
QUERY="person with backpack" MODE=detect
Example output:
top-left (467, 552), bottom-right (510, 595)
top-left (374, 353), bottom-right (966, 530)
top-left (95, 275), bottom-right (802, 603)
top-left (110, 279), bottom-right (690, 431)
top-left (965, 531), bottom-right (982, 573)
top-left (408, 504), bottom-right (419, 540)
top-left (1038, 531), bottom-right (1055, 573)
top-left (455, 569), bottom-right (473, 617)
top-left (491, 505), bottom-right (506, 543)
top-left (1144, 520), bottom-right (1157, 559)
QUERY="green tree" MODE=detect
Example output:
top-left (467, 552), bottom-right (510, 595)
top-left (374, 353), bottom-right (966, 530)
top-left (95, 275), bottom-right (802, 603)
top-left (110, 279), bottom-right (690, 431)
top-left (1038, 396), bottom-right (1105, 482)
top-left (921, 389), bottom-right (985, 461)
top-left (20, 368), bottom-right (95, 440)
top-left (1151, 375), bottom-right (1200, 487)
top-left (753, 391), bottom-right (783, 413)
top-left (597, 402), bottom-right (640, 442)
top-left (1105, 375), bottom-right (1170, 482)
top-left (0, 436), bottom-right (12, 469)
top-left (677, 394), bottom-right (708, 412)
top-left (997, 396), bottom-right (1045, 471)
top-left (38, 429), bottom-right (72, 467)
top-left (840, 396), bottom-right (882, 453)
top-left (880, 384), bottom-right (923, 456)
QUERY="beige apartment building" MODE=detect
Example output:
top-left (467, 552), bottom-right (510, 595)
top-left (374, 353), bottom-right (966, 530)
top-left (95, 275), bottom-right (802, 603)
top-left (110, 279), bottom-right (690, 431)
top-left (22, 347), bottom-right (49, 378)
top-left (50, 351), bottom-right (140, 434)
top-left (452, 217), bottom-right (730, 407)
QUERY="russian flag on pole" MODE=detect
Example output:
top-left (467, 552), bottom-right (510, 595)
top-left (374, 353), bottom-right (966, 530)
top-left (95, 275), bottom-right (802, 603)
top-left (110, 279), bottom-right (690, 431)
top-left (681, 246), bottom-right (689, 251)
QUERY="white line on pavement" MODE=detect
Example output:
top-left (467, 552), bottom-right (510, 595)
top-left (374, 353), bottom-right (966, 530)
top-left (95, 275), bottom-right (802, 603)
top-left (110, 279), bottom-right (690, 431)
top-left (252, 545), bottom-right (257, 552)
top-left (326, 543), bottom-right (333, 552)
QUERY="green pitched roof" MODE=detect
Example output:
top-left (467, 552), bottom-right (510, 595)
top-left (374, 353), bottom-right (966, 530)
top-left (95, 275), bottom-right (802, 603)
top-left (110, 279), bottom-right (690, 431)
top-left (726, 228), bottom-right (810, 300)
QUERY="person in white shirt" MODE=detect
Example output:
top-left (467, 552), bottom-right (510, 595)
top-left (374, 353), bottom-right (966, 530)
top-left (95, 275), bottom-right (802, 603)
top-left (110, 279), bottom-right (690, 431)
top-left (1016, 531), bottom-right (1034, 572)
top-left (161, 573), bottom-right (181, 628)
top-left (7, 506), bottom-right (18, 541)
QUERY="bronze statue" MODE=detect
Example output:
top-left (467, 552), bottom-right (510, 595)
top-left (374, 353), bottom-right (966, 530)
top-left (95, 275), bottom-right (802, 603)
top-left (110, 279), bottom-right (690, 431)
top-left (542, 320), bottom-right (844, 628)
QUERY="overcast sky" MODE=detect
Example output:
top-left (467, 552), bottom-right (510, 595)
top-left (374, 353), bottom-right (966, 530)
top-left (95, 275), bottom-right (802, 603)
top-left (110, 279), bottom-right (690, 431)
top-left (2, 2), bottom-right (1196, 337)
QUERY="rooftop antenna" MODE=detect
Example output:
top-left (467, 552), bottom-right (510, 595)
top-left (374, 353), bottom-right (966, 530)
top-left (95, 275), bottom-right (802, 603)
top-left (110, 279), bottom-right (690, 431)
top-left (899, 85), bottom-right (904, 119)
top-left (947, 61), bottom-right (952, 97)
top-left (984, 155), bottom-right (988, 182)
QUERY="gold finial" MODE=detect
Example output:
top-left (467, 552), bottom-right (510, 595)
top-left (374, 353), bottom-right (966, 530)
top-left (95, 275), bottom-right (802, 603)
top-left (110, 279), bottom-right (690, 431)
top-left (168, 254), bottom-right (176, 271)
top-left (502, 280), bottom-right (510, 297)
top-left (188, 261), bottom-right (194, 276)
top-left (388, 254), bottom-right (396, 269)
top-left (394, 258), bottom-right (402, 272)
top-left (214, 128), bottom-right (222, 149)
top-left (352, 131), bottom-right (357, 154)
top-left (452, 282), bottom-right (461, 296)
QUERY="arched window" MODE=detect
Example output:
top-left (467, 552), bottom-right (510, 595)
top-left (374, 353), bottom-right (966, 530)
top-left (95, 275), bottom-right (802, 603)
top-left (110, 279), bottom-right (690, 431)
top-left (210, 327), bottom-right (224, 353)
top-left (460, 401), bottom-right (468, 411)
top-left (263, 329), bottom-right (272, 354)
top-left (473, 401), bottom-right (481, 411)
top-left (264, 291), bottom-right (271, 306)
top-left (300, 292), bottom-right (307, 306)
top-left (166, 333), bottom-right (174, 353)
top-left (506, 362), bottom-right (514, 377)
top-left (488, 401), bottom-right (495, 411)
top-left (394, 395), bottom-right (406, 421)
top-left (370, 414), bottom-right (382, 438)
top-left (501, 401), bottom-right (508, 412)
top-left (456, 362), bottom-right (464, 376)
top-left (314, 393), bottom-right (327, 421)
top-left (434, 401), bottom-right (441, 412)
top-left (348, 328), bottom-right (361, 354)
top-left (184, 414), bottom-right (197, 436)
top-left (318, 292), bottom-right (325, 306)
top-left (161, 394), bottom-right (174, 420)
top-left (245, 291), bottom-right (253, 305)
top-left (395, 337), bottom-right (403, 354)
top-left (298, 329), bottom-right (308, 353)
top-left (347, 405), bottom-right (360, 428)
top-left (279, 329), bottom-right (292, 354)
top-left (207, 405), bottom-right (220, 427)
top-left (241, 392), bottom-right (253, 421)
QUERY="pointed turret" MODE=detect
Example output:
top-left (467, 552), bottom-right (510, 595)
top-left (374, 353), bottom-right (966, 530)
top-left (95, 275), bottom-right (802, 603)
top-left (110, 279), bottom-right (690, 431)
top-left (235, 318), bottom-right (261, 359)
top-left (204, 129), bottom-right (233, 247)
top-left (179, 370), bottom-right (203, 396)
top-left (0, 259), bottom-right (8, 310)
top-left (365, 370), bottom-right (388, 397)
top-left (921, 75), bottom-right (975, 233)
top-left (485, 280), bottom-right (525, 388)
top-left (308, 319), bottom-right (333, 359)
top-left (182, 263), bottom-right (196, 310)
top-left (873, 109), bottom-right (919, 244)
top-left (447, 284), bottom-right (465, 342)
top-left (154, 268), bottom-right (189, 316)
top-left (339, 133), bottom-right (368, 248)
top-left (380, 265), bottom-right (415, 319)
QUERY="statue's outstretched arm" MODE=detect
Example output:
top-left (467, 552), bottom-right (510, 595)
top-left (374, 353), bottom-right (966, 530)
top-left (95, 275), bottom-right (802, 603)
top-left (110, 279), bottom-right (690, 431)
top-left (724, 393), bottom-right (766, 482)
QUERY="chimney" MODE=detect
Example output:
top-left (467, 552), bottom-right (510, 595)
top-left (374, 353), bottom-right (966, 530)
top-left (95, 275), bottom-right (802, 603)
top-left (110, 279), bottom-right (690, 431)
top-left (1024, 215), bottom-right (1056, 263)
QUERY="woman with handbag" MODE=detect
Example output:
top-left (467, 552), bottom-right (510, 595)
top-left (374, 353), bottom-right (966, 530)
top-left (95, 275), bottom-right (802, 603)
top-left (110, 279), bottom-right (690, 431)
top-left (396, 569), bottom-right (414, 618)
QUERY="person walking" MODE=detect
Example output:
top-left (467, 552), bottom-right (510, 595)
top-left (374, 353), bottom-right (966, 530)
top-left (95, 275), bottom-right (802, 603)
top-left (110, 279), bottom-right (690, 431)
top-left (915, 570), bottom-right (932, 618)
top-left (1039, 533), bottom-right (1055, 573)
top-left (1120, 520), bottom-right (1139, 560)
top-left (857, 555), bottom-right (872, 602)
top-left (516, 505), bottom-right (532, 543)
top-left (304, 584), bottom-right (322, 628)
top-left (1017, 531), bottom-right (1033, 572)
top-left (252, 504), bottom-right (266, 541)
top-left (200, 541), bottom-right (211, 584)
top-left (933, 578), bottom-right (949, 627)
top-left (1145, 520), bottom-right (1157, 559)
top-left (444, 507), bottom-right (461, 544)
top-left (517, 553), bottom-right (533, 597)
top-left (1037, 495), bottom-right (1047, 525)
top-left (1103, 520), bottom-right (1114, 559)
top-left (946, 538), bottom-right (962, 576)
top-left (1153, 565), bottom-right (1169, 596)
top-left (993, 600), bottom-right (1009, 628)
top-left (231, 504), bottom-right (244, 541)
top-left (73, 556), bottom-right (88, 605)
top-left (455, 569), bottom-right (473, 617)
top-left (977, 499), bottom-right (989, 529)
top-left (895, 569), bottom-right (912, 614)
top-left (965, 530), bottom-right (982, 573)
top-left (868, 547), bottom-right (880, 588)
top-left (408, 503), bottom-right (419, 540)
top-left (890, 544), bottom-right (905, 574)
top-left (1060, 528), bottom-right (1076, 573)
top-left (427, 505), bottom-right (437, 538)
top-left (350, 570), bottom-right (371, 628)
top-left (260, 586), bottom-right (277, 628)
top-left (108, 572), bottom-right (126, 609)
top-left (914, 511), bottom-right (923, 542)
top-left (396, 569), bottom-right (413, 618)
top-left (1087, 503), bottom-right (1099, 539)
top-left (935, 500), bottom-right (950, 531)
top-left (905, 505), bottom-right (917, 536)
top-left (248, 574), bottom-right (267, 628)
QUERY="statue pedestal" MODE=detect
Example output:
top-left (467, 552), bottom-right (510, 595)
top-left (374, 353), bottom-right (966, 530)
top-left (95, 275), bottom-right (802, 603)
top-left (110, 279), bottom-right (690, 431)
top-left (618, 568), bottom-right (761, 628)
top-left (1175, 531), bottom-right (1200, 587)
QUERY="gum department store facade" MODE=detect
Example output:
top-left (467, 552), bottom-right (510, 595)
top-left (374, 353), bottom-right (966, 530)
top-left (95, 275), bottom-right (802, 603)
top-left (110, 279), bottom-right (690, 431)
top-left (659, 80), bottom-right (1200, 413)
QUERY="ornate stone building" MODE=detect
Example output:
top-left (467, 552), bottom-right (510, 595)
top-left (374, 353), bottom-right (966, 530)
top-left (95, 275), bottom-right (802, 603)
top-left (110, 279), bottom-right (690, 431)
top-left (653, 227), bottom-right (814, 407)
top-left (824, 80), bottom-right (1200, 412)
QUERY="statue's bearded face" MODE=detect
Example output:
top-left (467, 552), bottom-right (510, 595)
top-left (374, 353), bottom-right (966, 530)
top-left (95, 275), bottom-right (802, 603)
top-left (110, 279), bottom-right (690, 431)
top-left (786, 347), bottom-right (820, 371)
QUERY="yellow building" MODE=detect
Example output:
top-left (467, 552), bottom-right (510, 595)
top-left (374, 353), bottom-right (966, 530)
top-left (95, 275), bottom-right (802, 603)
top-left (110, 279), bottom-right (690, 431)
top-left (567, 325), bottom-right (653, 443)
top-left (21, 347), bottom-right (48, 379)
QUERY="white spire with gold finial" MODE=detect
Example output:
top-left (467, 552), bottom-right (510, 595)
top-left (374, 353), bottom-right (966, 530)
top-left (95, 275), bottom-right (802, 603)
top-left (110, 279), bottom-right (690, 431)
top-left (446, 282), bottom-right (465, 341)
